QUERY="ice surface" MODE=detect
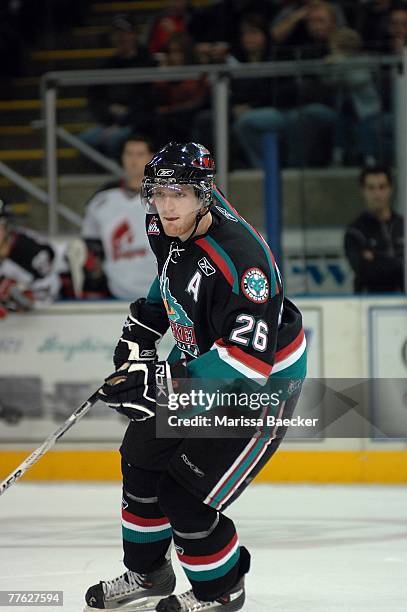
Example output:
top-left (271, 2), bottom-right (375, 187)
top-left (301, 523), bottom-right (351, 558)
top-left (1, 483), bottom-right (406, 611)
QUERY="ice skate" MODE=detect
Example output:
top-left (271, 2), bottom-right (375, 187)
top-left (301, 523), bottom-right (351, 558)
top-left (84, 560), bottom-right (176, 611)
top-left (155, 576), bottom-right (245, 612)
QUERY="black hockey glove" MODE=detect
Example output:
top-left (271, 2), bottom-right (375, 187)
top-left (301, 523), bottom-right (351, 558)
top-left (98, 360), bottom-right (188, 421)
top-left (113, 298), bottom-right (166, 369)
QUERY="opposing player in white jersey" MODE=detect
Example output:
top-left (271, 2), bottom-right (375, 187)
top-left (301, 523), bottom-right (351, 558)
top-left (81, 135), bottom-right (157, 300)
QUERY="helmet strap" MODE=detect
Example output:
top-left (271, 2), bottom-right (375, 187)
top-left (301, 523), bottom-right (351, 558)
top-left (184, 204), bottom-right (211, 243)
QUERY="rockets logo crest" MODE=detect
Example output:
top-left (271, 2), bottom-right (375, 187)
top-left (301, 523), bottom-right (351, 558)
top-left (161, 276), bottom-right (199, 358)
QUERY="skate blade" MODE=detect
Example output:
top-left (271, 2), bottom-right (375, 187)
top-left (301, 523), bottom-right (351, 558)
top-left (83, 595), bottom-right (161, 612)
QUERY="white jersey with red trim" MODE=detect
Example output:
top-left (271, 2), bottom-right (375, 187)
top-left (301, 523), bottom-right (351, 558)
top-left (82, 182), bottom-right (156, 299)
top-left (144, 188), bottom-right (307, 389)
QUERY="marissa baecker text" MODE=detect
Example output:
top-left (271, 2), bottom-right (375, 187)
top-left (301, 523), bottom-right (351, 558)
top-left (168, 415), bottom-right (319, 428)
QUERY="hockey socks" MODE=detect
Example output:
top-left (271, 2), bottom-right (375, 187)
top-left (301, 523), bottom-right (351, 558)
top-left (158, 474), bottom-right (251, 602)
top-left (121, 462), bottom-right (173, 573)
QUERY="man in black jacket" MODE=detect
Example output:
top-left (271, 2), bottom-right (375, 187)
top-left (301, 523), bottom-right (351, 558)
top-left (344, 165), bottom-right (404, 293)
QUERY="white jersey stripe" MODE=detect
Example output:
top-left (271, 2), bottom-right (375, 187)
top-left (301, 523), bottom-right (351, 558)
top-left (216, 400), bottom-right (286, 510)
top-left (211, 344), bottom-right (268, 384)
top-left (179, 540), bottom-right (240, 572)
top-left (272, 336), bottom-right (307, 373)
top-left (122, 519), bottom-right (171, 533)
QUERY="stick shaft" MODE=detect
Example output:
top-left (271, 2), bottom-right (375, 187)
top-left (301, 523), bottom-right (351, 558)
top-left (0, 389), bottom-right (100, 496)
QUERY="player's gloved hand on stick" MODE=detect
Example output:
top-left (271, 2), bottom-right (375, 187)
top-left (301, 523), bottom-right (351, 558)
top-left (98, 360), bottom-right (188, 421)
top-left (113, 298), bottom-right (166, 369)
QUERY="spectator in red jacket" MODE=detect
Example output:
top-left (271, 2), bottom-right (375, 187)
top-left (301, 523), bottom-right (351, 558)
top-left (148, 0), bottom-right (194, 55)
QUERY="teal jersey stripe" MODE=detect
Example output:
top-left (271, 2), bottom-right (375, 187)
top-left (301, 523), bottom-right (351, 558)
top-left (146, 276), bottom-right (162, 306)
top-left (204, 235), bottom-right (239, 295)
top-left (122, 526), bottom-right (172, 544)
top-left (182, 548), bottom-right (240, 582)
top-left (213, 189), bottom-right (278, 296)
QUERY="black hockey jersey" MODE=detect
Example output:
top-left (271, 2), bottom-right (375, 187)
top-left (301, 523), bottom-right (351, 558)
top-left (145, 188), bottom-right (306, 389)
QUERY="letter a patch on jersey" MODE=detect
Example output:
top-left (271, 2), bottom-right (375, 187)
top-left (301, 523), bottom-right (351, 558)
top-left (241, 267), bottom-right (269, 303)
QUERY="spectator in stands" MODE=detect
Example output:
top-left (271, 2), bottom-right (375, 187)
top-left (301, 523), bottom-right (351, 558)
top-left (384, 2), bottom-right (407, 54)
top-left (270, 0), bottom-right (346, 59)
top-left (324, 28), bottom-right (382, 166)
top-left (233, 9), bottom-right (336, 167)
top-left (79, 14), bottom-right (157, 160)
top-left (356, 0), bottom-right (394, 52)
top-left (191, 14), bottom-right (271, 160)
top-left (344, 166), bottom-right (404, 293)
top-left (154, 33), bottom-right (209, 146)
top-left (79, 135), bottom-right (157, 300)
top-left (148, 0), bottom-right (195, 55)
top-left (0, 198), bottom-right (60, 319)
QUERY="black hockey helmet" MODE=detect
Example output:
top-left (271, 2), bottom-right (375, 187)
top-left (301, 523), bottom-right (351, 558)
top-left (141, 142), bottom-right (215, 213)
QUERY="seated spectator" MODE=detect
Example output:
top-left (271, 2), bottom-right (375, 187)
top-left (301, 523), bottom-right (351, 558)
top-left (233, 7), bottom-right (337, 168)
top-left (271, 0), bottom-right (346, 58)
top-left (356, 0), bottom-right (394, 52)
top-left (0, 199), bottom-right (60, 318)
top-left (192, 14), bottom-right (272, 159)
top-left (323, 28), bottom-right (382, 166)
top-left (79, 15), bottom-right (157, 160)
top-left (80, 135), bottom-right (157, 300)
top-left (383, 2), bottom-right (407, 54)
top-left (344, 166), bottom-right (404, 293)
top-left (154, 33), bottom-right (209, 146)
top-left (148, 0), bottom-right (195, 55)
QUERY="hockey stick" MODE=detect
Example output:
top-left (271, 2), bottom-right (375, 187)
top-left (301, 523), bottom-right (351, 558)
top-left (0, 388), bottom-right (101, 496)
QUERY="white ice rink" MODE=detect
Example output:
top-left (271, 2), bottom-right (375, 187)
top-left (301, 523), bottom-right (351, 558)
top-left (1, 483), bottom-right (407, 612)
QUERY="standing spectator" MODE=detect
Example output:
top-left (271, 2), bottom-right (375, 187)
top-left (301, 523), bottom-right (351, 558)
top-left (80, 15), bottom-right (157, 160)
top-left (155, 33), bottom-right (209, 146)
top-left (80, 135), bottom-right (157, 300)
top-left (324, 28), bottom-right (382, 166)
top-left (344, 166), bottom-right (404, 293)
top-left (0, 199), bottom-right (60, 318)
top-left (148, 0), bottom-right (194, 55)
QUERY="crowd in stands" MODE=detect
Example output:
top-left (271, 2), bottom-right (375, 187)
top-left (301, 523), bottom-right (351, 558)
top-left (73, 0), bottom-right (407, 169)
top-left (2, 1), bottom-right (407, 166)
top-left (0, 1), bottom-right (405, 307)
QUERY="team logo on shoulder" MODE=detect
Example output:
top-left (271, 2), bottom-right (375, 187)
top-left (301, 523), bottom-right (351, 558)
top-left (241, 267), bottom-right (269, 303)
top-left (198, 257), bottom-right (216, 276)
top-left (148, 216), bottom-right (160, 235)
top-left (215, 206), bottom-right (238, 222)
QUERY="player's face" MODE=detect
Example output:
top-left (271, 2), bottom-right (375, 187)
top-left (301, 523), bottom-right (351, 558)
top-left (362, 174), bottom-right (393, 215)
top-left (122, 141), bottom-right (153, 182)
top-left (153, 185), bottom-right (201, 239)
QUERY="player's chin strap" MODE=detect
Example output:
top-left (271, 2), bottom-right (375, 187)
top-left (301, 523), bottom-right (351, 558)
top-left (184, 204), bottom-right (211, 244)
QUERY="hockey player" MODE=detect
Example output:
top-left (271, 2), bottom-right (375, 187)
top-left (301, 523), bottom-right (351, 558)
top-left (0, 199), bottom-right (60, 318)
top-left (81, 135), bottom-right (157, 299)
top-left (85, 143), bottom-right (307, 611)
